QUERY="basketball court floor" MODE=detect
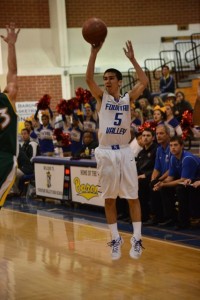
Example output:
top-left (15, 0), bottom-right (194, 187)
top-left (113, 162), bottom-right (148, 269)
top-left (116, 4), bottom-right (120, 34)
top-left (0, 196), bottom-right (199, 300)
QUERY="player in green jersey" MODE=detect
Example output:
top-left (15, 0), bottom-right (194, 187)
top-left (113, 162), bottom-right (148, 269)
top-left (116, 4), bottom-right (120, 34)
top-left (0, 23), bottom-right (20, 208)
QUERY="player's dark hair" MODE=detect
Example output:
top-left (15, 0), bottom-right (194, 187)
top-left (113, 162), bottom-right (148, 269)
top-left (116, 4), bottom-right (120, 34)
top-left (104, 68), bottom-right (123, 80)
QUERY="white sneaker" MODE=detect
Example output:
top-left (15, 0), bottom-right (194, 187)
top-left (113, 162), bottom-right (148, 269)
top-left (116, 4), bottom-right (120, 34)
top-left (107, 236), bottom-right (124, 260)
top-left (129, 237), bottom-right (144, 259)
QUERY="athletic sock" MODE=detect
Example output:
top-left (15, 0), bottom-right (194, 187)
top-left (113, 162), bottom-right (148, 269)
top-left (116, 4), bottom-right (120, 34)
top-left (108, 223), bottom-right (120, 240)
top-left (132, 221), bottom-right (142, 240)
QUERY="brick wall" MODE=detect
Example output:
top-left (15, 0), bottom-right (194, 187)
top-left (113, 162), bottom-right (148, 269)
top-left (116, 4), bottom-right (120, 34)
top-left (66, 0), bottom-right (200, 27)
top-left (0, 0), bottom-right (50, 28)
top-left (16, 76), bottom-right (62, 110)
top-left (0, 0), bottom-right (199, 28)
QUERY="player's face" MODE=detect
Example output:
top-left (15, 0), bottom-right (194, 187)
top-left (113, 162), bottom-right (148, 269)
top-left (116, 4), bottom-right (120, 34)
top-left (170, 141), bottom-right (183, 156)
top-left (103, 72), bottom-right (121, 94)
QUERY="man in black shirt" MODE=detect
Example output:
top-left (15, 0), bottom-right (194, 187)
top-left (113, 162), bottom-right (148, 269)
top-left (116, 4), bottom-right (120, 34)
top-left (136, 129), bottom-right (158, 222)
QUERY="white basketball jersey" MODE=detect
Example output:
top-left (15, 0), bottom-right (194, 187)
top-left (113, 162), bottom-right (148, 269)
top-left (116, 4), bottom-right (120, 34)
top-left (98, 91), bottom-right (131, 146)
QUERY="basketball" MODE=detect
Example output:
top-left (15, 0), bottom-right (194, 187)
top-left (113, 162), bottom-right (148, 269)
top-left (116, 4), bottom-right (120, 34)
top-left (82, 17), bottom-right (107, 47)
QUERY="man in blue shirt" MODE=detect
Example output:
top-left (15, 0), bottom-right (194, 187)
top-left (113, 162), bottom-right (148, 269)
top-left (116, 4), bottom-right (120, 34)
top-left (155, 136), bottom-right (200, 228)
top-left (145, 124), bottom-right (172, 225)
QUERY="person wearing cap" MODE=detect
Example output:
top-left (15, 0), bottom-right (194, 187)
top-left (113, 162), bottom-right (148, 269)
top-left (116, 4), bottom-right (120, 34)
top-left (174, 91), bottom-right (193, 122)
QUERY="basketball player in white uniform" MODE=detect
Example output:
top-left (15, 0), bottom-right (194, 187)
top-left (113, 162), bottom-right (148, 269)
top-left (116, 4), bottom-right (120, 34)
top-left (86, 40), bottom-right (149, 260)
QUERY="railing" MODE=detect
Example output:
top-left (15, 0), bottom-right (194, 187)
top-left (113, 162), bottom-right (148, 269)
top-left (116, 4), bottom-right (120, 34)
top-left (120, 67), bottom-right (151, 94)
top-left (121, 32), bottom-right (200, 93)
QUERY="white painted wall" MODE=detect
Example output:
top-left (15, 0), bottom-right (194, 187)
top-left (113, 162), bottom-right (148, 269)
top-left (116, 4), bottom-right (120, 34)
top-left (0, 24), bottom-right (200, 94)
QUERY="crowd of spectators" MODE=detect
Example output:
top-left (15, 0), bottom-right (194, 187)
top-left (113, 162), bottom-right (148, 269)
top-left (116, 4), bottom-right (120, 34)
top-left (13, 84), bottom-right (200, 228)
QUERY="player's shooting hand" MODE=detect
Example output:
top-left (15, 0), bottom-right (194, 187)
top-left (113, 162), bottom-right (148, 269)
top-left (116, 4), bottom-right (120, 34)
top-left (91, 41), bottom-right (103, 53)
top-left (0, 22), bottom-right (20, 45)
top-left (123, 40), bottom-right (135, 61)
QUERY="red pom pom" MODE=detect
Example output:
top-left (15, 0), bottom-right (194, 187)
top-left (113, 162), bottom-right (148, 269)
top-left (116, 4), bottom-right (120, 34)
top-left (56, 87), bottom-right (93, 116)
top-left (138, 121), bottom-right (157, 132)
top-left (60, 132), bottom-right (71, 147)
top-left (180, 110), bottom-right (194, 140)
top-left (37, 94), bottom-right (51, 110)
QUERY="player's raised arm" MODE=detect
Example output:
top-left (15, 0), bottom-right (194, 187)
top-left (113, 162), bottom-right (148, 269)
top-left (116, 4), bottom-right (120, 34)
top-left (86, 44), bottom-right (104, 108)
top-left (1, 23), bottom-right (20, 101)
top-left (123, 40), bottom-right (149, 101)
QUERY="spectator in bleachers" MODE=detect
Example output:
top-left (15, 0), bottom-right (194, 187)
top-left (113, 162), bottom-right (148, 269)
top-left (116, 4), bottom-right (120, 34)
top-left (151, 65), bottom-right (175, 101)
top-left (174, 91), bottom-right (193, 122)
top-left (152, 96), bottom-right (164, 108)
top-left (164, 101), bottom-right (183, 137)
top-left (152, 105), bottom-right (166, 126)
top-left (130, 103), bottom-right (143, 138)
top-left (138, 98), bottom-right (153, 121)
top-left (74, 131), bottom-right (98, 158)
top-left (154, 136), bottom-right (200, 229)
top-left (24, 119), bottom-right (38, 142)
top-left (159, 66), bottom-right (175, 98)
top-left (145, 125), bottom-right (171, 225)
top-left (136, 129), bottom-right (158, 222)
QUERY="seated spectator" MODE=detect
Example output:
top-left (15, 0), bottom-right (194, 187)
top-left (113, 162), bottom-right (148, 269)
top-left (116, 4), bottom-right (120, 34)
top-left (151, 65), bottom-right (175, 101)
top-left (152, 105), bottom-right (166, 126)
top-left (138, 98), bottom-right (153, 121)
top-left (136, 129), bottom-right (158, 222)
top-left (24, 119), bottom-right (38, 142)
top-left (130, 103), bottom-right (143, 138)
top-left (152, 96), bottom-right (164, 108)
top-left (146, 125), bottom-right (172, 225)
top-left (154, 136), bottom-right (200, 229)
top-left (74, 131), bottom-right (98, 158)
top-left (35, 109), bottom-right (54, 156)
top-left (12, 128), bottom-right (39, 195)
top-left (174, 91), bottom-right (193, 122)
top-left (164, 101), bottom-right (183, 137)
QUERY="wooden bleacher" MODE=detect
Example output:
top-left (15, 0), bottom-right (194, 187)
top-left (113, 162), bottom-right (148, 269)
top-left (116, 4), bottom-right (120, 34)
top-left (176, 78), bottom-right (200, 108)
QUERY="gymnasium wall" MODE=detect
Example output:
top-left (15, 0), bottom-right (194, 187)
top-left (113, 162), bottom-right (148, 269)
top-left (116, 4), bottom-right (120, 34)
top-left (0, 0), bottom-right (199, 109)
